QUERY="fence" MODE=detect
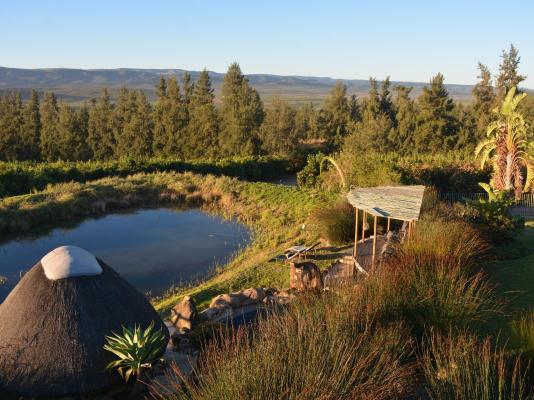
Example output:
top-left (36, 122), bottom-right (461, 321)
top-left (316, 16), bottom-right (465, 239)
top-left (439, 192), bottom-right (534, 217)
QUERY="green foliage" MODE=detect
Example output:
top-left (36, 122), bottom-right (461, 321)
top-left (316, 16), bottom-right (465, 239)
top-left (88, 89), bottom-right (114, 160)
top-left (310, 199), bottom-right (354, 245)
top-left (104, 322), bottom-right (166, 383)
top-left (187, 70), bottom-right (219, 158)
top-left (472, 63), bottom-right (496, 141)
top-left (463, 186), bottom-right (524, 243)
top-left (219, 63), bottom-right (264, 156)
top-left (414, 73), bottom-right (459, 152)
top-left (497, 44), bottom-right (526, 100)
top-left (296, 152), bottom-right (325, 188)
top-left (0, 156), bottom-right (291, 198)
top-left (260, 96), bottom-right (300, 158)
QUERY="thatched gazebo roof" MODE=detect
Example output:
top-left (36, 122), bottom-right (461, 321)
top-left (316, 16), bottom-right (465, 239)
top-left (0, 246), bottom-right (169, 398)
top-left (346, 185), bottom-right (426, 221)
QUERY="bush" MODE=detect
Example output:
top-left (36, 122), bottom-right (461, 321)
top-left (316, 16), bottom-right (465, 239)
top-left (296, 152), bottom-right (324, 188)
top-left (152, 291), bottom-right (414, 400)
top-left (420, 331), bottom-right (531, 399)
top-left (462, 191), bottom-right (524, 244)
top-left (310, 199), bottom-right (355, 245)
top-left (0, 156), bottom-right (291, 198)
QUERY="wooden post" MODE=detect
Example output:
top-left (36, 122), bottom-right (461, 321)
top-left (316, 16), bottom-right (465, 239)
top-left (387, 217), bottom-right (391, 232)
top-left (372, 215), bottom-right (378, 268)
top-left (361, 211), bottom-right (366, 244)
top-left (353, 208), bottom-right (359, 258)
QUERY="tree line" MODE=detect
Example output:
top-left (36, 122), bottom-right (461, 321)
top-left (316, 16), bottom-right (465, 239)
top-left (0, 45), bottom-right (531, 162)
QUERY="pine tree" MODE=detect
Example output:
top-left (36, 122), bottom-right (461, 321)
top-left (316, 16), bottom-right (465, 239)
top-left (496, 44), bottom-right (526, 99)
top-left (391, 85), bottom-right (416, 151)
top-left (187, 70), bottom-right (219, 158)
top-left (119, 90), bottom-right (153, 158)
top-left (56, 102), bottom-right (90, 161)
top-left (0, 92), bottom-right (24, 161)
top-left (472, 63), bottom-right (496, 141)
top-left (319, 82), bottom-right (351, 148)
top-left (88, 88), bottom-right (114, 160)
top-left (39, 91), bottom-right (60, 161)
top-left (152, 77), bottom-right (188, 157)
top-left (295, 102), bottom-right (319, 139)
top-left (414, 73), bottom-right (458, 152)
top-left (152, 76), bottom-right (171, 157)
top-left (219, 63), bottom-right (264, 156)
top-left (347, 78), bottom-right (395, 151)
top-left (182, 72), bottom-right (193, 105)
top-left (260, 96), bottom-right (299, 158)
top-left (21, 89), bottom-right (41, 160)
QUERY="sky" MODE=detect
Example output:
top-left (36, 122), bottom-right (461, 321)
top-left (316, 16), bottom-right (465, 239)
top-left (0, 0), bottom-right (533, 87)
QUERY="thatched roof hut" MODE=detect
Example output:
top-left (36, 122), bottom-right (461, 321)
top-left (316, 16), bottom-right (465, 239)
top-left (0, 246), bottom-right (169, 398)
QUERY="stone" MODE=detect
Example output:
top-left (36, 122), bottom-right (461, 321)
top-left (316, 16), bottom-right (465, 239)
top-left (209, 293), bottom-right (248, 308)
top-left (199, 305), bottom-right (231, 322)
top-left (241, 287), bottom-right (266, 303)
top-left (290, 261), bottom-right (323, 292)
top-left (170, 296), bottom-right (197, 331)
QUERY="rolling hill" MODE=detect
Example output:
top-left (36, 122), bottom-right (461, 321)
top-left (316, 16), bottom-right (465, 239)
top-left (0, 66), bottom-right (502, 106)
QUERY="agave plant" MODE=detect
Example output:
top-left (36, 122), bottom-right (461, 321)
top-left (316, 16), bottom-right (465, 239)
top-left (104, 321), bottom-right (166, 383)
top-left (475, 86), bottom-right (534, 199)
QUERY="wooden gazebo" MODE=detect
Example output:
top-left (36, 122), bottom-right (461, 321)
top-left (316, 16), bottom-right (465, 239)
top-left (346, 185), bottom-right (425, 269)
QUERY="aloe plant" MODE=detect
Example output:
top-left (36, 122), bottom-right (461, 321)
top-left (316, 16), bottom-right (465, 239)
top-left (103, 321), bottom-right (166, 383)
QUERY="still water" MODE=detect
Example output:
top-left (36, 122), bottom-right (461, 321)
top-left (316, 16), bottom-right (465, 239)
top-left (0, 209), bottom-right (250, 301)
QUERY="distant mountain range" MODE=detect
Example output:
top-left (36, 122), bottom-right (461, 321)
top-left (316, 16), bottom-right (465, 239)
top-left (0, 66), bottom-right (517, 106)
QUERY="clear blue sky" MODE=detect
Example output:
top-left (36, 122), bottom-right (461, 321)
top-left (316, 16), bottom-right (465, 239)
top-left (0, 0), bottom-right (532, 87)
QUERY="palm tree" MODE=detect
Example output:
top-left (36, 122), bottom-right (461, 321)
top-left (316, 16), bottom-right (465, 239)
top-left (475, 86), bottom-right (533, 199)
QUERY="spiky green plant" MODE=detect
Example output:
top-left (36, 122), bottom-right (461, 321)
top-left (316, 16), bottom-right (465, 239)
top-left (104, 321), bottom-right (166, 383)
top-left (475, 86), bottom-right (533, 198)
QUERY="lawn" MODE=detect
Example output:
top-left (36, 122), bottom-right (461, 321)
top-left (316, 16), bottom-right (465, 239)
top-left (489, 221), bottom-right (534, 312)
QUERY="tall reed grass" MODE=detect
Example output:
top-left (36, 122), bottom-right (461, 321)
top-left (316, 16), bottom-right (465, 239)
top-left (420, 331), bottom-right (531, 399)
top-left (152, 291), bottom-right (414, 400)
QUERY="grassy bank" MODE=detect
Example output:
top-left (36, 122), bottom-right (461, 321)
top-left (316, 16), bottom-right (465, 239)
top-left (0, 156), bottom-right (292, 198)
top-left (0, 171), bottom-right (333, 312)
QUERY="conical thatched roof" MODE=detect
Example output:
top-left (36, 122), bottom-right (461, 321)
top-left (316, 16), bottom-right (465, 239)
top-left (0, 246), bottom-right (169, 398)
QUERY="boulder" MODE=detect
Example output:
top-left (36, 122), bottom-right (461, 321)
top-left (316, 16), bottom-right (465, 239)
top-left (209, 293), bottom-right (247, 308)
top-left (170, 296), bottom-right (198, 331)
top-left (290, 261), bottom-right (323, 292)
top-left (241, 287), bottom-right (266, 303)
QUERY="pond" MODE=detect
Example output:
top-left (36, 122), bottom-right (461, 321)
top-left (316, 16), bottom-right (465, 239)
top-left (0, 209), bottom-right (251, 302)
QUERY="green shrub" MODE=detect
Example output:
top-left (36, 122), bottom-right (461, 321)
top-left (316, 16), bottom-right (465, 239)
top-left (462, 190), bottom-right (524, 244)
top-left (310, 199), bottom-right (355, 245)
top-left (296, 152), bottom-right (324, 188)
top-left (153, 292), bottom-right (414, 400)
top-left (0, 156), bottom-right (291, 198)
top-left (420, 331), bottom-right (531, 399)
